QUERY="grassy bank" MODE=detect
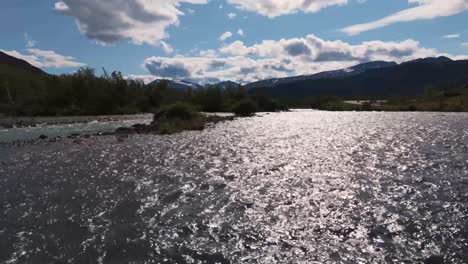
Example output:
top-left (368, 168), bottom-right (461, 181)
top-left (284, 84), bottom-right (468, 112)
top-left (382, 94), bottom-right (468, 112)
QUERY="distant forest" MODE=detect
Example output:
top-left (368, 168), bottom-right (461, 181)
top-left (0, 66), bottom-right (286, 116)
top-left (1, 63), bottom-right (468, 116)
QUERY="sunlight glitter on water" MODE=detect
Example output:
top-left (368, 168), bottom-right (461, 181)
top-left (0, 111), bottom-right (467, 263)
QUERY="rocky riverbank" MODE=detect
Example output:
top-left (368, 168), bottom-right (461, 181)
top-left (0, 114), bottom-right (153, 128)
top-left (0, 114), bottom-right (236, 147)
top-left (114, 115), bottom-right (235, 135)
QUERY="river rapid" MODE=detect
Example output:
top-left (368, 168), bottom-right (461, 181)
top-left (1, 111), bottom-right (467, 263)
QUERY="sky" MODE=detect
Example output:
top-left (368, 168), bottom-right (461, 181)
top-left (1, 0), bottom-right (468, 84)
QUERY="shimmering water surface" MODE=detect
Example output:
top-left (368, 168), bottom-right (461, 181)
top-left (0, 116), bottom-right (152, 143)
top-left (1, 111), bottom-right (467, 263)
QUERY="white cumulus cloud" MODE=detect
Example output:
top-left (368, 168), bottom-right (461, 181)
top-left (219, 35), bottom-right (437, 63)
top-left (54, 0), bottom-right (208, 46)
top-left (139, 35), bottom-right (458, 84)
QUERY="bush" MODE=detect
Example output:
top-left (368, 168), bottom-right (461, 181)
top-left (232, 99), bottom-right (258, 117)
top-left (408, 104), bottom-right (418, 111)
top-left (156, 116), bottom-right (206, 134)
top-left (361, 102), bottom-right (372, 111)
top-left (152, 102), bottom-right (206, 134)
top-left (254, 96), bottom-right (288, 112)
top-left (154, 102), bottom-right (198, 121)
top-left (262, 99), bottom-right (284, 112)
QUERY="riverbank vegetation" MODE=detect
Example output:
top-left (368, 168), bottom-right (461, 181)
top-left (1, 65), bottom-right (467, 116)
top-left (0, 66), bottom-right (286, 116)
top-left (381, 84), bottom-right (468, 112)
top-left (111, 103), bottom-right (235, 135)
top-left (278, 82), bottom-right (468, 112)
top-left (151, 103), bottom-right (206, 134)
top-left (232, 99), bottom-right (258, 117)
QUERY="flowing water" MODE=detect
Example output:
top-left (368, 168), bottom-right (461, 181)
top-left (0, 111), bottom-right (467, 263)
top-left (0, 116), bottom-right (153, 143)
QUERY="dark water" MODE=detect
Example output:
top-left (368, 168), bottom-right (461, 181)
top-left (1, 111), bottom-right (467, 263)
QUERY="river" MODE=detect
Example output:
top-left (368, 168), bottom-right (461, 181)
top-left (0, 115), bottom-right (153, 143)
top-left (0, 110), bottom-right (467, 263)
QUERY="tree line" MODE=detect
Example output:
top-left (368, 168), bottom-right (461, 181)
top-left (0, 66), bottom-right (285, 116)
top-left (2, 64), bottom-right (465, 116)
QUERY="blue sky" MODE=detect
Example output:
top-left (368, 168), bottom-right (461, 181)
top-left (1, 0), bottom-right (468, 84)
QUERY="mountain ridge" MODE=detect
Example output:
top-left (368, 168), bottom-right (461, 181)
top-left (0, 51), bottom-right (45, 75)
top-left (249, 57), bottom-right (468, 98)
top-left (244, 61), bottom-right (399, 90)
top-left (2, 51), bottom-right (467, 99)
top-left (210, 80), bottom-right (241, 89)
top-left (147, 79), bottom-right (203, 90)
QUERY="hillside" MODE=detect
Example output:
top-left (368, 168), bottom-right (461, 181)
top-left (0, 51), bottom-right (45, 75)
top-left (248, 57), bottom-right (468, 98)
top-left (211, 81), bottom-right (241, 89)
top-left (245, 61), bottom-right (397, 90)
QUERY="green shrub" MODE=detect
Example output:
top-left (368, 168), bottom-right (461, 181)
top-left (232, 99), bottom-right (258, 117)
top-left (255, 97), bottom-right (288, 112)
top-left (154, 102), bottom-right (198, 121)
top-left (152, 102), bottom-right (206, 134)
top-left (408, 104), bottom-right (418, 111)
top-left (156, 115), bottom-right (206, 134)
top-left (361, 102), bottom-right (372, 111)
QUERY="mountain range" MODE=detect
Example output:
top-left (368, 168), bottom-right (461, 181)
top-left (145, 57), bottom-right (468, 97)
top-left (248, 57), bottom-right (468, 98)
top-left (244, 61), bottom-right (398, 90)
top-left (1, 51), bottom-right (467, 98)
top-left (147, 79), bottom-right (203, 90)
top-left (147, 79), bottom-right (241, 91)
top-left (209, 80), bottom-right (241, 89)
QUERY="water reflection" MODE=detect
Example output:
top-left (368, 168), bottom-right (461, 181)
top-left (0, 111), bottom-right (467, 263)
